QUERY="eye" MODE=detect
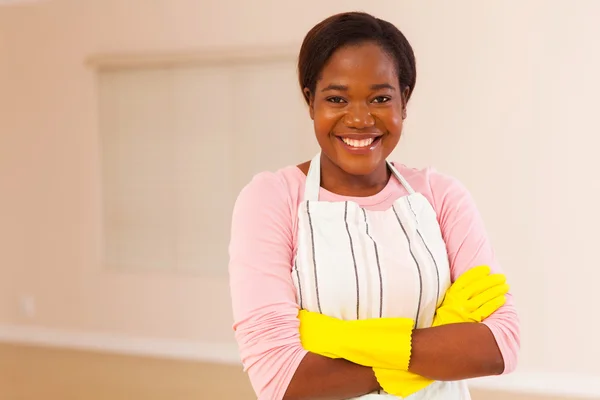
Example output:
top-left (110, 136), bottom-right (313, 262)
top-left (326, 96), bottom-right (346, 104)
top-left (372, 96), bottom-right (391, 104)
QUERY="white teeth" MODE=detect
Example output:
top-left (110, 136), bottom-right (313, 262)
top-left (341, 137), bottom-right (375, 148)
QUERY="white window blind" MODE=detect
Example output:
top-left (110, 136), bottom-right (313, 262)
top-left (98, 57), bottom-right (316, 274)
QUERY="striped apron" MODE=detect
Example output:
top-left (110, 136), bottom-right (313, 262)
top-left (292, 153), bottom-right (470, 399)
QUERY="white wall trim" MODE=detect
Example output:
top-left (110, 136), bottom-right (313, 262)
top-left (0, 0), bottom-right (49, 5)
top-left (0, 324), bottom-right (240, 365)
top-left (468, 371), bottom-right (600, 399)
top-left (86, 44), bottom-right (299, 71)
top-left (1, 324), bottom-right (599, 398)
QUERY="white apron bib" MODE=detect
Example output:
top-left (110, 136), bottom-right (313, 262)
top-left (292, 153), bottom-right (471, 399)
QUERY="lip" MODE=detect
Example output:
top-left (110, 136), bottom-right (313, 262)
top-left (336, 135), bottom-right (383, 154)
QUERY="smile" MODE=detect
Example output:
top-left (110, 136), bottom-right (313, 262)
top-left (341, 137), bottom-right (376, 148)
top-left (336, 135), bottom-right (383, 153)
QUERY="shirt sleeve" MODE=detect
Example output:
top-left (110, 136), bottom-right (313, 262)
top-left (428, 169), bottom-right (521, 374)
top-left (228, 171), bottom-right (308, 400)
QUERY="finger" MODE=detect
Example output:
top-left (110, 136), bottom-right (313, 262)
top-left (468, 283), bottom-right (510, 309)
top-left (471, 295), bottom-right (507, 321)
top-left (462, 274), bottom-right (507, 300)
top-left (452, 265), bottom-right (491, 291)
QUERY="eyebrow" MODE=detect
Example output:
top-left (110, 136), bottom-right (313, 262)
top-left (321, 83), bottom-right (396, 92)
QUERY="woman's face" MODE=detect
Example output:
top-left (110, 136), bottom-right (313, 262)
top-left (306, 42), bottom-right (407, 177)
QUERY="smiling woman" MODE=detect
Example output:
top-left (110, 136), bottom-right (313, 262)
top-left (228, 11), bottom-right (520, 400)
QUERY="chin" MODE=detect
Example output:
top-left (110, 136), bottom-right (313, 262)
top-left (336, 155), bottom-right (384, 177)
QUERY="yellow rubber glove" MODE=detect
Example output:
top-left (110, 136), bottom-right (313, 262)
top-left (432, 265), bottom-right (509, 327)
top-left (299, 310), bottom-right (415, 370)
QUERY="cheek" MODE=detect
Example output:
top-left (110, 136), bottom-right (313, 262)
top-left (312, 104), bottom-right (342, 135)
top-left (378, 107), bottom-right (404, 134)
top-left (389, 115), bottom-right (403, 134)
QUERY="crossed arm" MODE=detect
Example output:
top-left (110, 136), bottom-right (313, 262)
top-left (283, 322), bottom-right (505, 400)
top-left (229, 172), bottom-right (520, 400)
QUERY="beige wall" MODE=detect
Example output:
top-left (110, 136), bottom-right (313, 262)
top-left (2, 0), bottom-right (600, 397)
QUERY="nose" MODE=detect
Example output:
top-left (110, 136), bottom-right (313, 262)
top-left (343, 102), bottom-right (375, 129)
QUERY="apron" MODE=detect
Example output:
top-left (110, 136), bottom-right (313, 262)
top-left (292, 153), bottom-right (471, 399)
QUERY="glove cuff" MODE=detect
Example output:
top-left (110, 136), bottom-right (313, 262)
top-left (340, 317), bottom-right (415, 370)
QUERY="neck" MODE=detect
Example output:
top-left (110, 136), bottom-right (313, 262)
top-left (318, 154), bottom-right (391, 197)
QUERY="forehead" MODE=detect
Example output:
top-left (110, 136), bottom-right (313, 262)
top-left (318, 42), bottom-right (397, 87)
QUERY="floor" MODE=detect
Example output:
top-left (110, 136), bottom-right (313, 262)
top-left (0, 343), bottom-right (582, 400)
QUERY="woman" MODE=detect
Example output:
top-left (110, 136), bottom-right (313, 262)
top-left (228, 11), bottom-right (520, 400)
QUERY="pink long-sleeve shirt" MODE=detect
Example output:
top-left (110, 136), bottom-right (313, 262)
top-left (228, 163), bottom-right (520, 400)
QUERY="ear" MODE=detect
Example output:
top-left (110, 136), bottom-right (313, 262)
top-left (303, 88), bottom-right (315, 120)
top-left (401, 87), bottom-right (410, 120)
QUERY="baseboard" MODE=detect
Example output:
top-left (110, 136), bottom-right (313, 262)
top-left (469, 371), bottom-right (600, 399)
top-left (1, 324), bottom-right (599, 398)
top-left (0, 324), bottom-right (241, 365)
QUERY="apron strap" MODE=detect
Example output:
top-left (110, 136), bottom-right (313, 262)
top-left (387, 160), bottom-right (416, 195)
top-left (304, 153), bottom-right (322, 201)
top-left (304, 152), bottom-right (417, 201)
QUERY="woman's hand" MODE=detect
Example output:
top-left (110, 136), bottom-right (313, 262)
top-left (432, 265), bottom-right (509, 327)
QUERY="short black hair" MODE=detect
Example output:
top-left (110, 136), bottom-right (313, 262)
top-left (298, 11), bottom-right (416, 105)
